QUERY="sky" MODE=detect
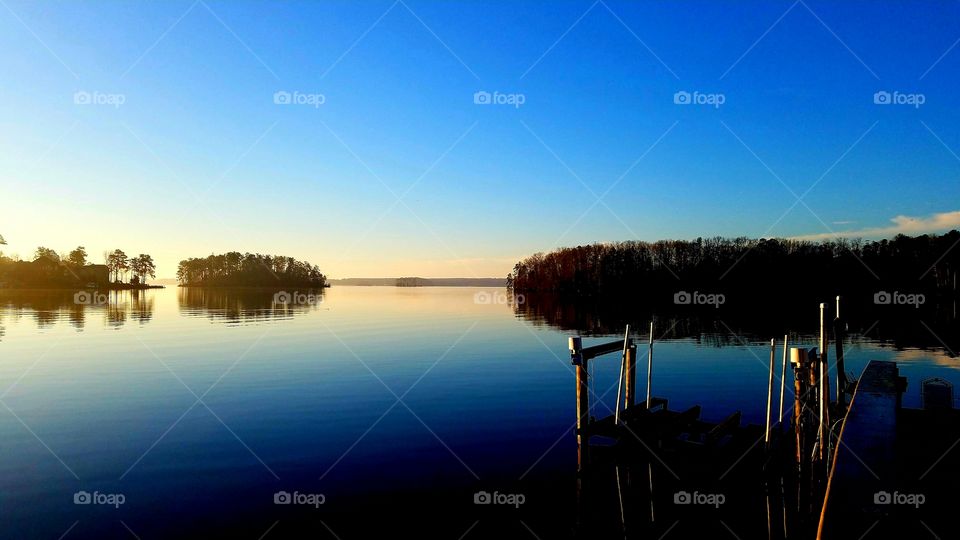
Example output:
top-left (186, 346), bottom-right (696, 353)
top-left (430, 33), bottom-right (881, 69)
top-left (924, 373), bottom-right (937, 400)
top-left (1, 0), bottom-right (959, 279)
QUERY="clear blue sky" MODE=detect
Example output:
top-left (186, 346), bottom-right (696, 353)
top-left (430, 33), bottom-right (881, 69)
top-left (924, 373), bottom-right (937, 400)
top-left (2, 0), bottom-right (959, 277)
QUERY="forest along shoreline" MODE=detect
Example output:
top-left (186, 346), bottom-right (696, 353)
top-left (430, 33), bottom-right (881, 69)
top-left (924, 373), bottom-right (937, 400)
top-left (0, 246), bottom-right (160, 290)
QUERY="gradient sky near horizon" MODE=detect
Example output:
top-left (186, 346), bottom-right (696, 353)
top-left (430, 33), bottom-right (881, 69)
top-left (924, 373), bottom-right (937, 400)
top-left (2, 0), bottom-right (960, 278)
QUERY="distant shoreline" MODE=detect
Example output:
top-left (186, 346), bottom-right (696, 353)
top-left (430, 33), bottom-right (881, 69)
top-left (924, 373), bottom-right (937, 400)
top-left (329, 277), bottom-right (506, 287)
top-left (176, 284), bottom-right (328, 289)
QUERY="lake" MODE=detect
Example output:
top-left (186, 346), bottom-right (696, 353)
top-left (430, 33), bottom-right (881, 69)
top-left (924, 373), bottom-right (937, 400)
top-left (0, 286), bottom-right (956, 538)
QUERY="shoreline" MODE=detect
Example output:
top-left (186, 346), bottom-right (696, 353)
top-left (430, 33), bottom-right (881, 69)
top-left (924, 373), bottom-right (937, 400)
top-left (0, 284), bottom-right (165, 291)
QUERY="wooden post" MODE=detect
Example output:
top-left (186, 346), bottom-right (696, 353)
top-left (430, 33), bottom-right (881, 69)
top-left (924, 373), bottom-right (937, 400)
top-left (645, 320), bottom-right (654, 409)
top-left (570, 336), bottom-right (589, 470)
top-left (765, 338), bottom-right (776, 450)
top-left (791, 347), bottom-right (808, 512)
top-left (624, 343), bottom-right (637, 409)
top-left (791, 347), bottom-right (806, 466)
top-left (809, 348), bottom-right (820, 463)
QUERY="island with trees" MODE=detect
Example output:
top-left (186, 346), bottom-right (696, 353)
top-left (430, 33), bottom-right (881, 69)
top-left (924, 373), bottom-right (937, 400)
top-left (176, 252), bottom-right (327, 288)
top-left (0, 244), bottom-right (159, 290)
top-left (507, 231), bottom-right (960, 312)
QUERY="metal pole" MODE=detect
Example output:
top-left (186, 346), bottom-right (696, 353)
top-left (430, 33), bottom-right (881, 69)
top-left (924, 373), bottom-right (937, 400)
top-left (615, 325), bottom-right (630, 424)
top-left (778, 333), bottom-right (788, 426)
top-left (645, 320), bottom-right (654, 409)
top-left (765, 338), bottom-right (776, 449)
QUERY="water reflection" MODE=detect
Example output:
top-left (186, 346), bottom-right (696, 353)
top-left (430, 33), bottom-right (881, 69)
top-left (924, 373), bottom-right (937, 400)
top-left (514, 292), bottom-right (960, 353)
top-left (0, 289), bottom-right (155, 335)
top-left (177, 287), bottom-right (325, 324)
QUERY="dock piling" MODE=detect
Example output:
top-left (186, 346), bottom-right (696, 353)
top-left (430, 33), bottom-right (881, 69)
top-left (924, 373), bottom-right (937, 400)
top-left (570, 336), bottom-right (589, 470)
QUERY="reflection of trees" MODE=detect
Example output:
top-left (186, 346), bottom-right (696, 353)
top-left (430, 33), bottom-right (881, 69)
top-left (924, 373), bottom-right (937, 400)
top-left (514, 292), bottom-right (959, 353)
top-left (130, 290), bottom-right (154, 325)
top-left (177, 287), bottom-right (324, 323)
top-left (0, 290), bottom-right (155, 334)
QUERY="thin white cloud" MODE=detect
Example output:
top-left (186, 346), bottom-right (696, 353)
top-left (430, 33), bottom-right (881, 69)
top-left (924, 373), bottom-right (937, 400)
top-left (791, 210), bottom-right (960, 241)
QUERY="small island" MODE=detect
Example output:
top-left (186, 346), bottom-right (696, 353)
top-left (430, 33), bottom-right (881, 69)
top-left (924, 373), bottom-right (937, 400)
top-left (0, 245), bottom-right (160, 290)
top-left (176, 252), bottom-right (327, 288)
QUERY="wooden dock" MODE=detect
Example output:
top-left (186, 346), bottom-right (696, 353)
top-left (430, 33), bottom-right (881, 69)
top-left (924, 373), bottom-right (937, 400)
top-left (567, 299), bottom-right (957, 539)
top-left (818, 360), bottom-right (960, 539)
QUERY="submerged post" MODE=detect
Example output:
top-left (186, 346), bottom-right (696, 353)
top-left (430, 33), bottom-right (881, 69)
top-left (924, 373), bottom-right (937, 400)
top-left (765, 338), bottom-right (776, 449)
top-left (570, 336), bottom-right (588, 470)
top-left (646, 320), bottom-right (654, 409)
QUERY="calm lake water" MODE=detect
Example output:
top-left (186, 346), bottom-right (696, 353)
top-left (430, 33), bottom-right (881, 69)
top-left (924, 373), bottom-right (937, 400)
top-left (0, 286), bottom-right (956, 538)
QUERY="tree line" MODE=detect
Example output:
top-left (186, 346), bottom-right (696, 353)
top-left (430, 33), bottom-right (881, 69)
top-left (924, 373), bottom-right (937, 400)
top-left (0, 245), bottom-right (156, 287)
top-left (176, 252), bottom-right (327, 287)
top-left (506, 231), bottom-right (960, 306)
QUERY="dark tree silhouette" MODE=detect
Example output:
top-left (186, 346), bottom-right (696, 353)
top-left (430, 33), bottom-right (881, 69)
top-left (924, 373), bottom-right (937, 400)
top-left (177, 252), bottom-right (326, 287)
top-left (507, 231), bottom-right (960, 309)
